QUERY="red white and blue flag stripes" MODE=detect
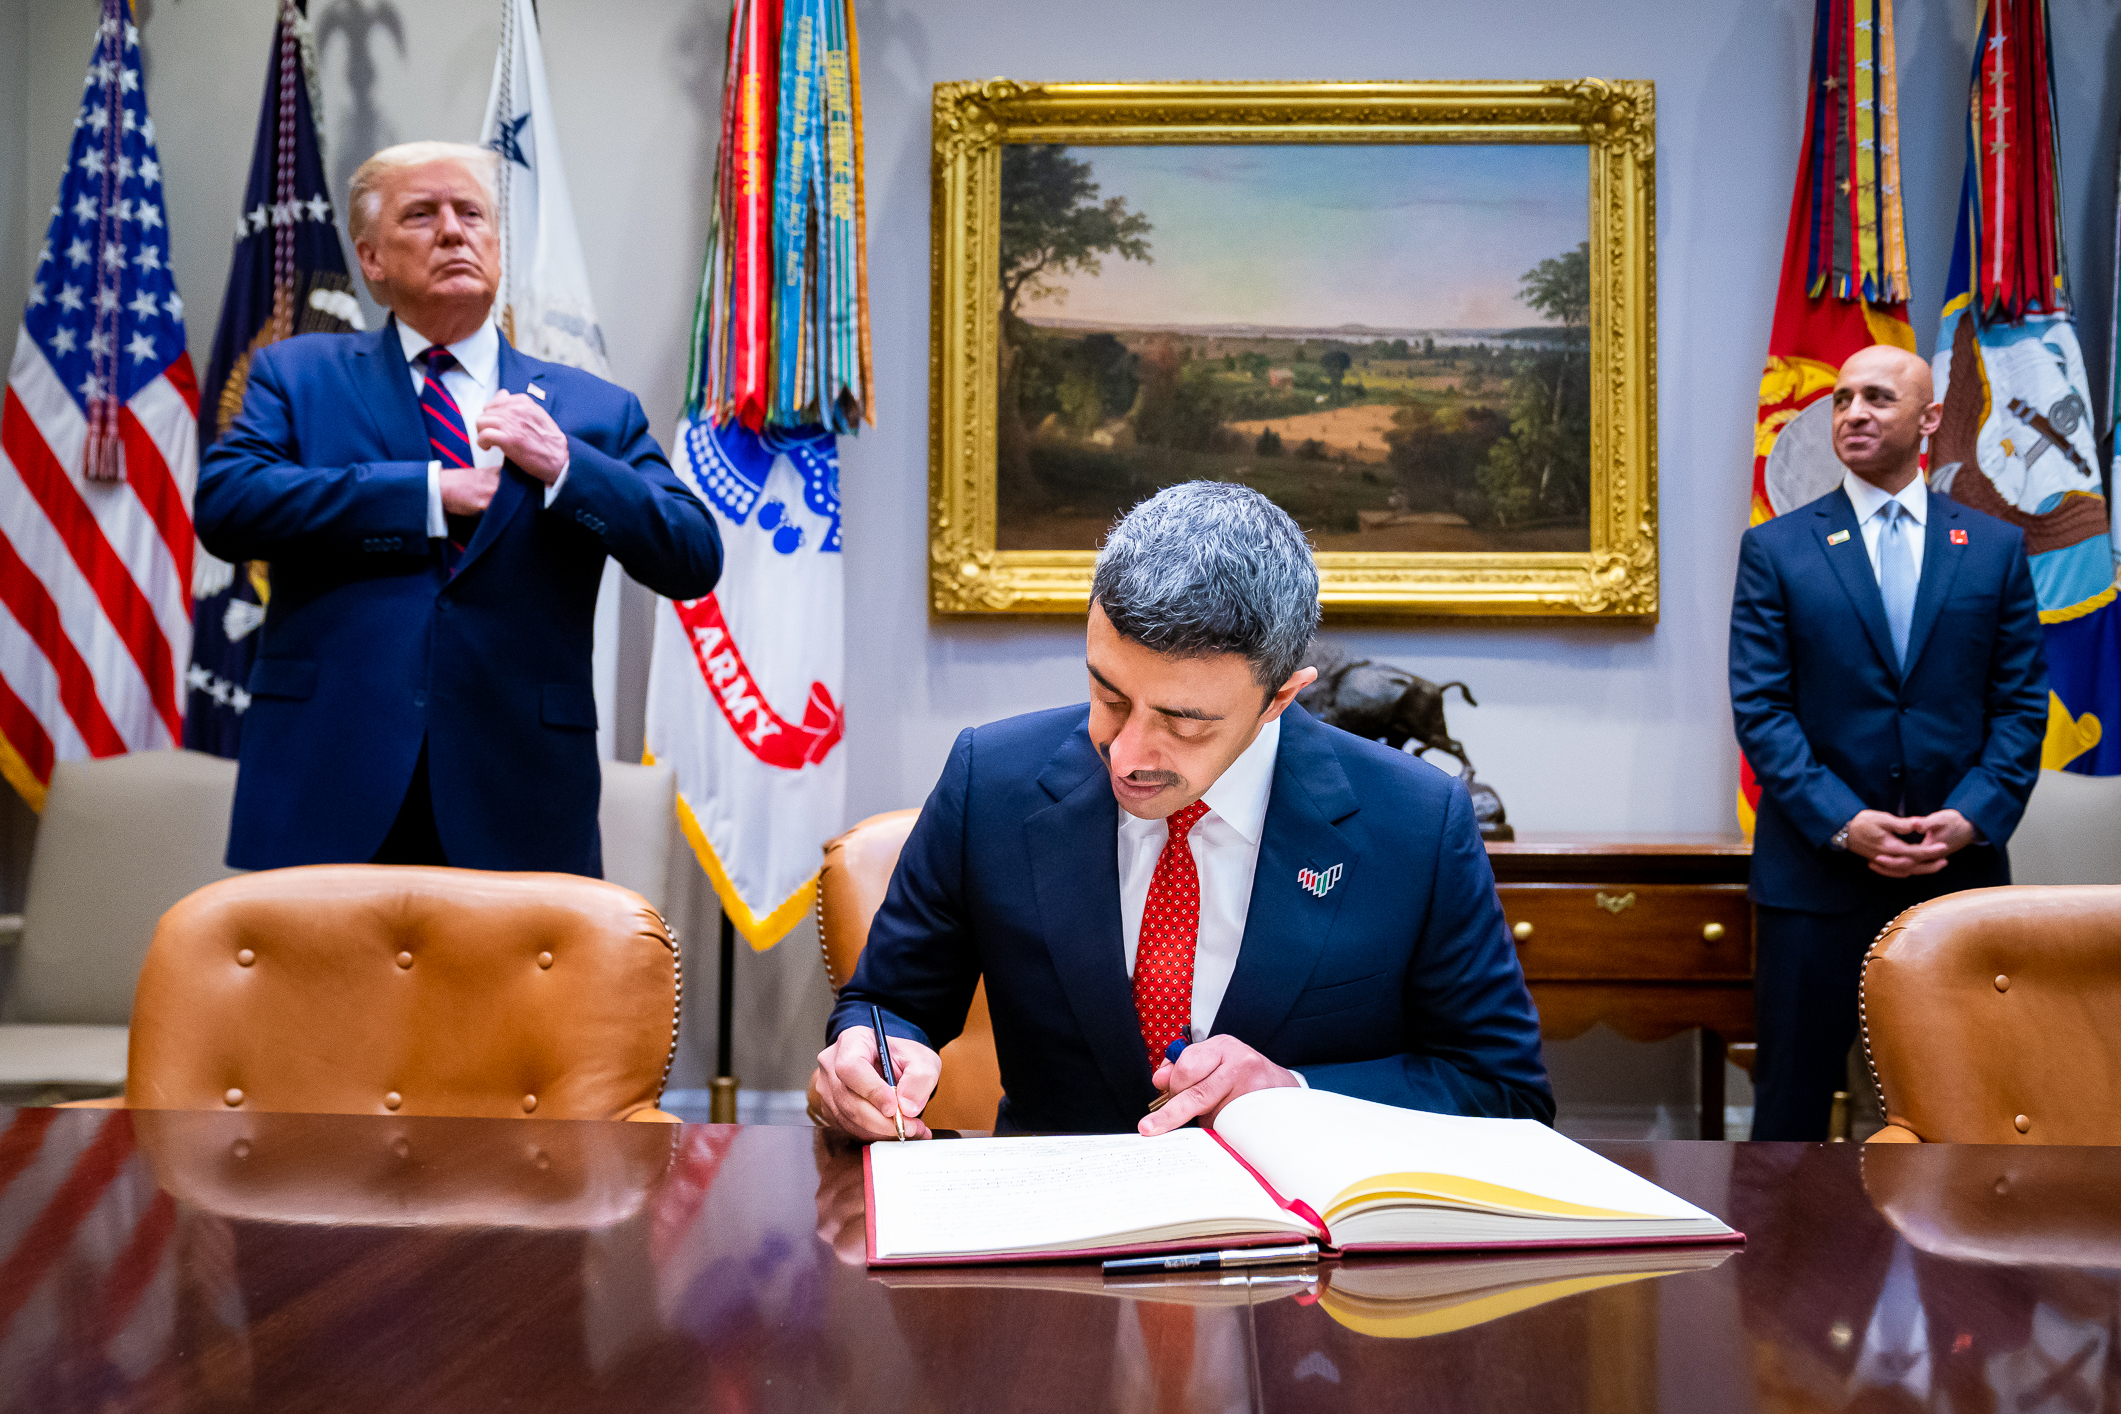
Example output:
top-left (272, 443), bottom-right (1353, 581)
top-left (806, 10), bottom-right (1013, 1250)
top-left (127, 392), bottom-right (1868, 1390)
top-left (0, 0), bottom-right (196, 810)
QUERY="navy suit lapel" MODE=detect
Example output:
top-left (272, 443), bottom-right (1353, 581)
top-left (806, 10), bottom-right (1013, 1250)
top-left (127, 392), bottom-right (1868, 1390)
top-left (1023, 726), bottom-right (1153, 1110)
top-left (1211, 706), bottom-right (1361, 1043)
top-left (350, 318), bottom-right (430, 464)
top-left (1900, 493), bottom-right (1967, 679)
top-left (451, 342), bottom-right (547, 577)
top-left (1815, 488), bottom-right (1901, 680)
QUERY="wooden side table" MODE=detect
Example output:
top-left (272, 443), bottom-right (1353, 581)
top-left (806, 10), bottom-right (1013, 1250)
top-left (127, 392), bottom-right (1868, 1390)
top-left (1486, 834), bottom-right (1753, 1139)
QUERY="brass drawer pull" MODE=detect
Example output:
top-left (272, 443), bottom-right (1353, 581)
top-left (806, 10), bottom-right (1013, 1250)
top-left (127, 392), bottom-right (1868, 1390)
top-left (1595, 891), bottom-right (1636, 915)
top-left (1512, 921), bottom-right (1534, 943)
top-left (1702, 922), bottom-right (1726, 943)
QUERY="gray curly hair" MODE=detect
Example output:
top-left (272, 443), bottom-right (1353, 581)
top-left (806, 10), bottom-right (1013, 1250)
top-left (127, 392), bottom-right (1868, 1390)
top-left (1091, 481), bottom-right (1321, 694)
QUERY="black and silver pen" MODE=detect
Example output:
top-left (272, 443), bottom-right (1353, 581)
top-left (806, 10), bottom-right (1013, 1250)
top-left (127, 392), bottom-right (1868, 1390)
top-left (1101, 1241), bottom-right (1318, 1274)
top-left (870, 1003), bottom-right (906, 1142)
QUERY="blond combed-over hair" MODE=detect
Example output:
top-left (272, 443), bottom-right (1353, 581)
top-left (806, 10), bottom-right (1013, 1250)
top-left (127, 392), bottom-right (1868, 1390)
top-left (346, 141), bottom-right (500, 242)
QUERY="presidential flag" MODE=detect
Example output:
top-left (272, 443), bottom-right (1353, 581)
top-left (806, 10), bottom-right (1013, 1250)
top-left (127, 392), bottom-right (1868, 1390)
top-left (0, 0), bottom-right (195, 811)
top-left (184, 0), bottom-right (360, 760)
top-left (1740, 0), bottom-right (1917, 832)
top-left (1929, 0), bottom-right (2119, 776)
top-left (480, 0), bottom-right (626, 757)
top-left (645, 0), bottom-right (871, 948)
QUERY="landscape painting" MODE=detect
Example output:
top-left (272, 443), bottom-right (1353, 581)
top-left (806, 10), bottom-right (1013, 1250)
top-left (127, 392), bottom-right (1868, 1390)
top-left (995, 142), bottom-right (1593, 554)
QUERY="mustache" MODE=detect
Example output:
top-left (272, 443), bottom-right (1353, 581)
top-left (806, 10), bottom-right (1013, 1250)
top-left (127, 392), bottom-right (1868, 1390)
top-left (1094, 740), bottom-right (1181, 788)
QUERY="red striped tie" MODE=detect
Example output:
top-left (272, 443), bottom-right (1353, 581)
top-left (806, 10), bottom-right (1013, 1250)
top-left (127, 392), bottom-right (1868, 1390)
top-left (418, 346), bottom-right (481, 563)
top-left (1133, 800), bottom-right (1209, 1066)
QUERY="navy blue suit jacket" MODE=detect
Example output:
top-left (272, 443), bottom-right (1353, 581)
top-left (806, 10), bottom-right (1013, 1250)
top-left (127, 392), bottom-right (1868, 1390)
top-left (829, 703), bottom-right (1553, 1134)
top-left (194, 323), bottom-right (721, 874)
top-left (1729, 486), bottom-right (2047, 913)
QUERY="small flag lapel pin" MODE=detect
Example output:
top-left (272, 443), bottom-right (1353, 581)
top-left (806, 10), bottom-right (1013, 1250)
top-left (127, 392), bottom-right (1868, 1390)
top-left (1297, 863), bottom-right (1343, 898)
top-left (1950, 528), bottom-right (1968, 545)
top-left (528, 384), bottom-right (547, 401)
top-left (1827, 530), bottom-right (1851, 545)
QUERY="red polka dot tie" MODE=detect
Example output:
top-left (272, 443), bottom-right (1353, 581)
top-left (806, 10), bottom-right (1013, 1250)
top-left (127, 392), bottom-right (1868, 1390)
top-left (1133, 800), bottom-right (1209, 1067)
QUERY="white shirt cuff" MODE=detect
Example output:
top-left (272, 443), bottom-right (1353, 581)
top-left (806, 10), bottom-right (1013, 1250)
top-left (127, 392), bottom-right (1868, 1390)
top-left (425, 461), bottom-right (445, 537)
top-left (543, 460), bottom-right (570, 506)
top-left (1290, 1069), bottom-right (1309, 1089)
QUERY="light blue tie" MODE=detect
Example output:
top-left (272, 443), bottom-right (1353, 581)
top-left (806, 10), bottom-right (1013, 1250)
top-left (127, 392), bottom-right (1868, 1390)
top-left (1877, 501), bottom-right (1918, 670)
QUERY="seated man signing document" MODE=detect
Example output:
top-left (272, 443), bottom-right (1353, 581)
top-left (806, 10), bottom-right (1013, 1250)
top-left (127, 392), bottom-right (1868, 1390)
top-left (813, 482), bottom-right (1552, 1138)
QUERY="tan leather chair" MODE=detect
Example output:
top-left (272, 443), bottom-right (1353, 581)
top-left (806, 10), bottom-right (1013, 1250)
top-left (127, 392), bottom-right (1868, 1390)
top-left (815, 810), bottom-right (1002, 1131)
top-left (80, 865), bottom-right (682, 1122)
top-left (1861, 885), bottom-right (2121, 1144)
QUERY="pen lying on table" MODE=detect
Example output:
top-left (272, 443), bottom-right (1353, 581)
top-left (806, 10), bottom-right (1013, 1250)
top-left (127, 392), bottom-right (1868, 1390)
top-left (870, 1004), bottom-right (906, 1142)
top-left (1102, 1241), bottom-right (1319, 1275)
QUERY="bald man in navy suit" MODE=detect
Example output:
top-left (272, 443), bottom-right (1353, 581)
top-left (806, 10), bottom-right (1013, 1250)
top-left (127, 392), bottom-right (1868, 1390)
top-left (1731, 345), bottom-right (2047, 1140)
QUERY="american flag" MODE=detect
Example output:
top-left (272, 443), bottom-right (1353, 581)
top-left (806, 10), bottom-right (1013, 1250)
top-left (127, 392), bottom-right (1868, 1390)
top-left (0, 0), bottom-right (196, 812)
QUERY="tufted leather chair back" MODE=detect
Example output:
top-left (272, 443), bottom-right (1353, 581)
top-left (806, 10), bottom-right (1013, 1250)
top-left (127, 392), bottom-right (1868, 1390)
top-left (1862, 885), bottom-right (2121, 1144)
top-left (818, 810), bottom-right (1001, 1131)
top-left (123, 866), bottom-right (681, 1121)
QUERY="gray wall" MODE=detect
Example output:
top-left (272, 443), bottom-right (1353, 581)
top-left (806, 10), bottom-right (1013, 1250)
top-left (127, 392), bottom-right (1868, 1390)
top-left (7, 0), bottom-right (2121, 1103)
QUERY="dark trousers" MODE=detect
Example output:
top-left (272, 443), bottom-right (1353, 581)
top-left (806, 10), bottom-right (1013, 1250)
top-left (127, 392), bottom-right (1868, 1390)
top-left (1751, 899), bottom-right (1907, 1141)
top-left (371, 743), bottom-right (447, 866)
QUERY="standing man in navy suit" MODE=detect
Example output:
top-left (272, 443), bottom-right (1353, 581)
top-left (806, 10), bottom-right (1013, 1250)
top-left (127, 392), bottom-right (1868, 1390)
top-left (195, 143), bottom-right (720, 875)
top-left (811, 482), bottom-right (1551, 1138)
top-left (1731, 345), bottom-right (2047, 1141)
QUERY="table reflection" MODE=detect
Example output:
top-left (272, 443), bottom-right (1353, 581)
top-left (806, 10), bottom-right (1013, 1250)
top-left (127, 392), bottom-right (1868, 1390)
top-left (2, 1108), bottom-right (2120, 1412)
top-left (1736, 1141), bottom-right (2121, 1414)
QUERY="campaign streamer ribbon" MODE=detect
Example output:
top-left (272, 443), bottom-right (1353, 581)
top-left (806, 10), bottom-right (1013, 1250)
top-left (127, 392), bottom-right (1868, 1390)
top-left (772, 0), bottom-right (825, 426)
top-left (727, 0), bottom-right (779, 429)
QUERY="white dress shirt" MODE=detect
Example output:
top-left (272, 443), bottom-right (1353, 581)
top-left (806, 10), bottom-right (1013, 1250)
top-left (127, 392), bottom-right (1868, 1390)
top-left (395, 317), bottom-right (566, 537)
top-left (1118, 715), bottom-right (1302, 1073)
top-left (1842, 467), bottom-right (1927, 583)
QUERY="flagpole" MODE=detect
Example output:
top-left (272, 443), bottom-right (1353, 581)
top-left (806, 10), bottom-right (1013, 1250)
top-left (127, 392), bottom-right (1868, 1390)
top-left (710, 913), bottom-right (740, 1123)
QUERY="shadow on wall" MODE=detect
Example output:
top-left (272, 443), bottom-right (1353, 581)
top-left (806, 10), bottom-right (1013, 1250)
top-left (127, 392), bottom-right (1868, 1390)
top-left (315, 0), bottom-right (406, 205)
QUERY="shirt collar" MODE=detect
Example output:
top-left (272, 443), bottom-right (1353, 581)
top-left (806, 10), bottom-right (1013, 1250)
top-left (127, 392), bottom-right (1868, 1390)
top-left (1842, 467), bottom-right (1927, 526)
top-left (1119, 714), bottom-right (1281, 846)
top-left (395, 314), bottom-right (500, 390)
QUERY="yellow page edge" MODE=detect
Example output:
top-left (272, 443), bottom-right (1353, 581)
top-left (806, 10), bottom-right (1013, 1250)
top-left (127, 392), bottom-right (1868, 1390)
top-left (1326, 1171), bottom-right (1660, 1222)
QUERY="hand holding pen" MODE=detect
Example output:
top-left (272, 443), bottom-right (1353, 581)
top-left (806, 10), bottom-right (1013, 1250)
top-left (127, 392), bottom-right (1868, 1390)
top-left (808, 1005), bottom-right (941, 1142)
top-left (1141, 1035), bottom-right (1305, 1136)
top-left (871, 1004), bottom-right (906, 1142)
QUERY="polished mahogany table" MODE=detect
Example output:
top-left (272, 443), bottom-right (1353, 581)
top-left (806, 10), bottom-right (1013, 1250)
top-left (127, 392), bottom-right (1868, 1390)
top-left (2, 1107), bottom-right (2117, 1413)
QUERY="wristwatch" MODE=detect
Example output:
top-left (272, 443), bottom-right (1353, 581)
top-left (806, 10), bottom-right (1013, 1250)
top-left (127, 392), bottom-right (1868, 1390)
top-left (1830, 826), bottom-right (1852, 852)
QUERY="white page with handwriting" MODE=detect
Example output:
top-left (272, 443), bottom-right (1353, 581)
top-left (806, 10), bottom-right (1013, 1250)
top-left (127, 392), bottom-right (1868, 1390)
top-left (868, 1129), bottom-right (1311, 1261)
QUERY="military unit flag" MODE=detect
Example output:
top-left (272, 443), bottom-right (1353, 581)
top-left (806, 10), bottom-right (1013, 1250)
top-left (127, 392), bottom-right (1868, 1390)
top-left (1929, 0), bottom-right (2120, 776)
top-left (0, 0), bottom-right (196, 810)
top-left (185, 0), bottom-right (359, 759)
top-left (1741, 0), bottom-right (1918, 830)
top-left (646, 0), bottom-right (873, 947)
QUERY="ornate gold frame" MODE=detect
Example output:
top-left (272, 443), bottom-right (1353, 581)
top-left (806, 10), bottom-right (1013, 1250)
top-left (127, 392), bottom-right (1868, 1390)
top-left (929, 79), bottom-right (1657, 619)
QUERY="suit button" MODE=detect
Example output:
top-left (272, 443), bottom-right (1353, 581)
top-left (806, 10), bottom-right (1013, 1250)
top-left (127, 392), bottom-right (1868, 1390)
top-left (413, 691), bottom-right (428, 708)
top-left (1889, 765), bottom-right (1904, 779)
top-left (437, 598), bottom-right (452, 613)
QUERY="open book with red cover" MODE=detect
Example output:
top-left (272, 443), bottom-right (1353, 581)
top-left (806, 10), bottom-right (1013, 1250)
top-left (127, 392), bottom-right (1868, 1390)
top-left (865, 1088), bottom-right (1740, 1266)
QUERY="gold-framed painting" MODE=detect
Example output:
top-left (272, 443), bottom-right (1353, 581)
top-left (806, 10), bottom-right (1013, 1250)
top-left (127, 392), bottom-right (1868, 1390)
top-left (929, 80), bottom-right (1657, 619)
